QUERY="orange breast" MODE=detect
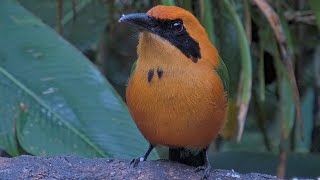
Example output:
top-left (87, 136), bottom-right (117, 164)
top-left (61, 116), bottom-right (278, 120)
top-left (126, 61), bottom-right (227, 148)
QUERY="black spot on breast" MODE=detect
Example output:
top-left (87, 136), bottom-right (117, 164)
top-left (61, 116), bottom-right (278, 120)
top-left (191, 57), bottom-right (198, 63)
top-left (148, 69), bottom-right (154, 83)
top-left (157, 68), bottom-right (163, 79)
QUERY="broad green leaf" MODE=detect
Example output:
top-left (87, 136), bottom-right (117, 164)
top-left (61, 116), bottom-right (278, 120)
top-left (213, 1), bottom-right (241, 97)
top-left (295, 89), bottom-right (314, 152)
top-left (222, 0), bottom-right (251, 107)
top-left (0, 0), bottom-right (157, 159)
top-left (0, 74), bottom-right (19, 156)
top-left (18, 0), bottom-right (107, 51)
top-left (270, 34), bottom-right (295, 142)
top-left (257, 13), bottom-right (295, 148)
top-left (221, 0), bottom-right (252, 141)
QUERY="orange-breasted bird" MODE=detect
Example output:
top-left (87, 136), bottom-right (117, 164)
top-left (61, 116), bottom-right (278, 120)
top-left (119, 5), bottom-right (229, 179)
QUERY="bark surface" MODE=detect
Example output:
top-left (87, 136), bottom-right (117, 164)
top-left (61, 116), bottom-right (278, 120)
top-left (0, 155), bottom-right (279, 180)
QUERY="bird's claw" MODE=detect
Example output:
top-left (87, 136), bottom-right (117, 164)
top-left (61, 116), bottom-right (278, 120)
top-left (130, 157), bottom-right (144, 167)
top-left (195, 165), bottom-right (211, 180)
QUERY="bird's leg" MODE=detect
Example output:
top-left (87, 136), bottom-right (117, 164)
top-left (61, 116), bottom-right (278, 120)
top-left (130, 144), bottom-right (154, 167)
top-left (195, 146), bottom-right (211, 179)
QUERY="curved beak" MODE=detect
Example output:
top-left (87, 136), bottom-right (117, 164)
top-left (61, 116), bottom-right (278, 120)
top-left (118, 13), bottom-right (154, 31)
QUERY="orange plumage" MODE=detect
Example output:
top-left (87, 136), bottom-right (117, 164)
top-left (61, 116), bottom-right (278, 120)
top-left (119, 5), bottom-right (228, 178)
top-left (126, 6), bottom-right (227, 148)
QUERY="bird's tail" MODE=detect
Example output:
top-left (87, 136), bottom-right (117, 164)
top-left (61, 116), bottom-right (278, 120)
top-left (169, 147), bottom-right (206, 167)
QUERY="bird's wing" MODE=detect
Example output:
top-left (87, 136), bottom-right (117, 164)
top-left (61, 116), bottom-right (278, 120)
top-left (130, 60), bottom-right (137, 75)
top-left (215, 56), bottom-right (230, 98)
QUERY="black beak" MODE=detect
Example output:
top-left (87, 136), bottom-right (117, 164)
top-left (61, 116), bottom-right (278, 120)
top-left (118, 13), bottom-right (154, 31)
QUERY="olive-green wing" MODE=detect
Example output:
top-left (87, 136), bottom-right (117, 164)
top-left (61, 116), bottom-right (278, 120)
top-left (215, 56), bottom-right (230, 98)
top-left (130, 60), bottom-right (137, 76)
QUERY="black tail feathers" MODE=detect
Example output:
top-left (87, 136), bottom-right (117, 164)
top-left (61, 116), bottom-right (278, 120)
top-left (169, 147), bottom-right (206, 167)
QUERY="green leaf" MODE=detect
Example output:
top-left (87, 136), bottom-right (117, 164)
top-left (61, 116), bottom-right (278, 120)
top-left (0, 0), bottom-right (157, 159)
top-left (221, 0), bottom-right (252, 141)
top-left (200, 0), bottom-right (215, 44)
top-left (257, 48), bottom-right (265, 102)
top-left (272, 36), bottom-right (295, 142)
top-left (214, 1), bottom-right (241, 97)
top-left (160, 0), bottom-right (175, 6)
top-left (222, 0), bottom-right (251, 105)
top-left (18, 0), bottom-right (108, 51)
top-left (0, 76), bottom-right (19, 156)
top-left (295, 89), bottom-right (314, 152)
top-left (181, 0), bottom-right (192, 11)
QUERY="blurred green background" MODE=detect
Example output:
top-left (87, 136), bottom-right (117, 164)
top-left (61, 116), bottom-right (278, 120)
top-left (0, 0), bottom-right (319, 179)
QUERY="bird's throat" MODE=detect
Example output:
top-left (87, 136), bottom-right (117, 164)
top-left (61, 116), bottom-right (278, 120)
top-left (137, 32), bottom-right (197, 66)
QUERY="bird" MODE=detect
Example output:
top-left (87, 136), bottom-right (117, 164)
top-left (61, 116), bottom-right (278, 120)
top-left (118, 5), bottom-right (229, 179)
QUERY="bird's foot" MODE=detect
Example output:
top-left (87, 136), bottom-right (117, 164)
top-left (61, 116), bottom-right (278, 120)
top-left (195, 164), bottom-right (211, 180)
top-left (130, 157), bottom-right (145, 167)
top-left (130, 144), bottom-right (154, 168)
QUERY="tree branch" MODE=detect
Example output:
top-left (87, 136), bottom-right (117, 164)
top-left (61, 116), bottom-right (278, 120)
top-left (0, 155), bottom-right (279, 180)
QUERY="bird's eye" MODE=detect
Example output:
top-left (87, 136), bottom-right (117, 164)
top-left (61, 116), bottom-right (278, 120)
top-left (171, 21), bottom-right (183, 32)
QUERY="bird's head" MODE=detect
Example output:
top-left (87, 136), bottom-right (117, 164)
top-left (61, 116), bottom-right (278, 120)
top-left (119, 5), bottom-right (217, 64)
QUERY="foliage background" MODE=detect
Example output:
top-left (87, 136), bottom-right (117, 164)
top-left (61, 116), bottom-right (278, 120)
top-left (0, 0), bottom-right (319, 179)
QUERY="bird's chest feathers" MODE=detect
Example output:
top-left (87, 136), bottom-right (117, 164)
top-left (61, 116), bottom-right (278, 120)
top-left (130, 33), bottom-right (217, 103)
top-left (126, 33), bottom-right (226, 148)
top-left (126, 53), bottom-right (226, 148)
top-left (129, 60), bottom-right (215, 106)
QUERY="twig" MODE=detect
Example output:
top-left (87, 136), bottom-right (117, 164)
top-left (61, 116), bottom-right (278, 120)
top-left (236, 72), bottom-right (251, 142)
top-left (59, 0), bottom-right (92, 28)
top-left (284, 10), bottom-right (316, 25)
top-left (276, 149), bottom-right (287, 178)
top-left (252, 0), bottom-right (303, 140)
